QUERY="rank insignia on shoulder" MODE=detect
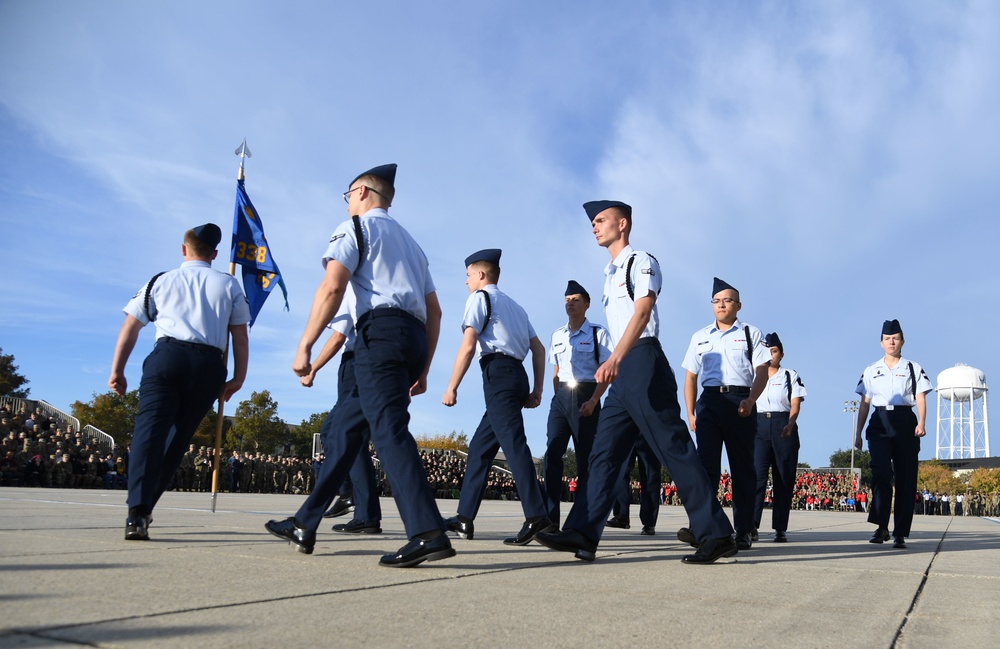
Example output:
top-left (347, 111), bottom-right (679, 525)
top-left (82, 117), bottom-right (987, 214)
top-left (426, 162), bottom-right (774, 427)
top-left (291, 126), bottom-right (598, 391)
top-left (641, 268), bottom-right (654, 275)
top-left (330, 233), bottom-right (346, 242)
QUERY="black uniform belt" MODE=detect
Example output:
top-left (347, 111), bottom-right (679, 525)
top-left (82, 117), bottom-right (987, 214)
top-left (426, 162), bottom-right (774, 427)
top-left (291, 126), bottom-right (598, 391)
top-left (355, 307), bottom-right (423, 329)
top-left (706, 385), bottom-right (751, 395)
top-left (875, 405), bottom-right (912, 411)
top-left (341, 351), bottom-right (355, 361)
top-left (480, 352), bottom-right (522, 367)
top-left (631, 337), bottom-right (661, 350)
top-left (759, 411), bottom-right (789, 419)
top-left (160, 337), bottom-right (222, 355)
top-left (556, 380), bottom-right (597, 389)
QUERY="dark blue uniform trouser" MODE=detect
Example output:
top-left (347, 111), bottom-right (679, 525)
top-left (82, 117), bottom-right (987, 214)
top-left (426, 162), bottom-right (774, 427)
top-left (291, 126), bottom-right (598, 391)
top-left (753, 412), bottom-right (799, 532)
top-left (543, 382), bottom-right (599, 525)
top-left (612, 435), bottom-right (661, 528)
top-left (563, 339), bottom-right (733, 544)
top-left (695, 390), bottom-right (757, 535)
top-left (128, 338), bottom-right (226, 515)
top-left (867, 407), bottom-right (920, 538)
top-left (457, 354), bottom-right (547, 521)
top-left (295, 352), bottom-right (381, 529)
top-left (308, 309), bottom-right (443, 539)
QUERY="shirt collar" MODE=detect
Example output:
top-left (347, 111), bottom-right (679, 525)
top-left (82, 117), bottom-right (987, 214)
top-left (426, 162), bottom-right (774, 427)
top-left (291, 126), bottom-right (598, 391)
top-left (361, 207), bottom-right (390, 219)
top-left (710, 317), bottom-right (742, 335)
top-left (605, 244), bottom-right (635, 275)
top-left (180, 260), bottom-right (211, 269)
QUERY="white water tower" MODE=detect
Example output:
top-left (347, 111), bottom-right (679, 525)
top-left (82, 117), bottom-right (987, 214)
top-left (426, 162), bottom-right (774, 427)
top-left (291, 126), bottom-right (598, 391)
top-left (935, 364), bottom-right (989, 459)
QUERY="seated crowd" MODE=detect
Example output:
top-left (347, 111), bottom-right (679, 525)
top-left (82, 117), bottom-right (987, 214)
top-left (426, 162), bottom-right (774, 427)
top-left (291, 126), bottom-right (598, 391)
top-left (1, 404), bottom-right (122, 490)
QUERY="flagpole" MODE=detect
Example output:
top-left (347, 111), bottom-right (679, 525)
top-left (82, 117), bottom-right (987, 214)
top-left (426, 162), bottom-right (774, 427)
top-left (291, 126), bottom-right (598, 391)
top-left (210, 139), bottom-right (251, 513)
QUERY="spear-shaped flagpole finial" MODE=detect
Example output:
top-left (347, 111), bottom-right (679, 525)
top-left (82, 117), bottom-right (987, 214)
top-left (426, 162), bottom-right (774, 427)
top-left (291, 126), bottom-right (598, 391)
top-left (235, 138), bottom-right (252, 180)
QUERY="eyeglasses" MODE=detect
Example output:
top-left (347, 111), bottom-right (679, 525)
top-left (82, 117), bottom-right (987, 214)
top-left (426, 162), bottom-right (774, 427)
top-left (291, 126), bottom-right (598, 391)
top-left (342, 185), bottom-right (389, 204)
top-left (711, 298), bottom-right (736, 305)
top-left (342, 186), bottom-right (362, 204)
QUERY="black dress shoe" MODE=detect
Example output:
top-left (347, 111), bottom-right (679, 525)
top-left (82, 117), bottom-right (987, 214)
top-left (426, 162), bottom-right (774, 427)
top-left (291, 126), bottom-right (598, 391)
top-left (735, 532), bottom-right (753, 550)
top-left (640, 526), bottom-right (655, 536)
top-left (125, 516), bottom-right (150, 541)
top-left (504, 518), bottom-right (556, 546)
top-left (379, 535), bottom-right (455, 568)
top-left (751, 526), bottom-right (760, 542)
top-left (332, 519), bottom-right (382, 534)
top-left (681, 536), bottom-right (738, 564)
top-left (322, 495), bottom-right (354, 518)
top-left (892, 537), bottom-right (907, 549)
top-left (605, 516), bottom-right (630, 529)
top-left (774, 530), bottom-right (788, 543)
top-left (676, 527), bottom-right (700, 548)
top-left (869, 527), bottom-right (891, 544)
top-left (535, 529), bottom-right (597, 561)
top-left (265, 517), bottom-right (316, 554)
top-left (445, 515), bottom-right (474, 540)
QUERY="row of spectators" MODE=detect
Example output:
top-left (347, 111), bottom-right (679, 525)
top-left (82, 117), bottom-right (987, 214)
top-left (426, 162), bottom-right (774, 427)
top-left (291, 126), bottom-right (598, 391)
top-left (1, 403), bottom-right (119, 489)
top-left (4, 401), bottom-right (999, 517)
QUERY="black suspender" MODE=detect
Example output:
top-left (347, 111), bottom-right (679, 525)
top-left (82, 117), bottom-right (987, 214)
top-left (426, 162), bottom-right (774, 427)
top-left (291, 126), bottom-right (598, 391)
top-left (592, 325), bottom-right (600, 364)
top-left (744, 325), bottom-right (753, 363)
top-left (908, 362), bottom-right (917, 400)
top-left (351, 215), bottom-right (365, 273)
top-left (624, 253), bottom-right (660, 301)
top-left (625, 255), bottom-right (636, 300)
top-left (784, 370), bottom-right (792, 403)
top-left (143, 271), bottom-right (167, 321)
top-left (476, 290), bottom-right (492, 334)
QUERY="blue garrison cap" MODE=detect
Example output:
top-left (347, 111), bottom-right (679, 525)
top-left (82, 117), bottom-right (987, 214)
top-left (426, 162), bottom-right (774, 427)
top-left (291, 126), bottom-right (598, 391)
top-left (465, 248), bottom-right (502, 268)
top-left (565, 280), bottom-right (590, 301)
top-left (583, 200), bottom-right (632, 221)
top-left (713, 277), bottom-right (737, 296)
top-left (192, 223), bottom-right (222, 249)
top-left (350, 163), bottom-right (397, 188)
top-left (882, 319), bottom-right (903, 336)
top-left (763, 332), bottom-right (783, 352)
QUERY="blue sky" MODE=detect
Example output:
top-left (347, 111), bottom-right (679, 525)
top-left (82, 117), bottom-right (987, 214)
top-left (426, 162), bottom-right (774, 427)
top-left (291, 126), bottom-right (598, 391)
top-left (1, 1), bottom-right (997, 467)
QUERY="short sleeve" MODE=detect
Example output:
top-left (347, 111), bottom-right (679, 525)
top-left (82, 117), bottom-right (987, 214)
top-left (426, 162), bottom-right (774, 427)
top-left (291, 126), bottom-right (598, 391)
top-left (462, 291), bottom-right (488, 332)
top-left (629, 252), bottom-right (661, 299)
top-left (681, 332), bottom-right (702, 374)
top-left (322, 220), bottom-right (360, 273)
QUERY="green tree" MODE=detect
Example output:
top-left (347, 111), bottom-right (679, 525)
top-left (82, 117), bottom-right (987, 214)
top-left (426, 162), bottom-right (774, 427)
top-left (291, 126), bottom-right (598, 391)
top-left (293, 411), bottom-right (329, 456)
top-left (917, 459), bottom-right (964, 494)
top-left (968, 467), bottom-right (1000, 494)
top-left (562, 448), bottom-right (578, 478)
top-left (191, 408), bottom-right (230, 450)
top-left (829, 448), bottom-right (872, 486)
top-left (0, 347), bottom-right (30, 398)
top-left (227, 390), bottom-right (288, 453)
top-left (414, 430), bottom-right (469, 451)
top-left (71, 390), bottom-right (140, 446)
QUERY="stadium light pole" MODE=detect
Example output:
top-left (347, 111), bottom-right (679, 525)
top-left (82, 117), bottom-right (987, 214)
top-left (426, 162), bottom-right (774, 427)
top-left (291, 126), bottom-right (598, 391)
top-left (844, 400), bottom-right (860, 489)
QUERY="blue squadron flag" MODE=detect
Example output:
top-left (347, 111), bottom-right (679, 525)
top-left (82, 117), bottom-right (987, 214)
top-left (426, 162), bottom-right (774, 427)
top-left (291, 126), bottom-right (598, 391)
top-left (231, 179), bottom-right (288, 327)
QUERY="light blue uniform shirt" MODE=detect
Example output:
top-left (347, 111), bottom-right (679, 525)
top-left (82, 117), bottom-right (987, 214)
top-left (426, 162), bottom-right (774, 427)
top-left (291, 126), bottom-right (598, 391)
top-left (681, 319), bottom-right (770, 387)
top-left (328, 286), bottom-right (357, 353)
top-left (856, 357), bottom-right (932, 407)
top-left (462, 284), bottom-right (535, 361)
top-left (322, 207), bottom-right (436, 323)
top-left (548, 319), bottom-right (614, 383)
top-left (601, 245), bottom-right (661, 344)
top-left (756, 367), bottom-right (808, 412)
top-left (123, 260), bottom-right (250, 352)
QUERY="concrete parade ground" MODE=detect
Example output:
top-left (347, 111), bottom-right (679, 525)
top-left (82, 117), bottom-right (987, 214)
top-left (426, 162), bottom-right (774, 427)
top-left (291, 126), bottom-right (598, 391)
top-left (1, 488), bottom-right (998, 648)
